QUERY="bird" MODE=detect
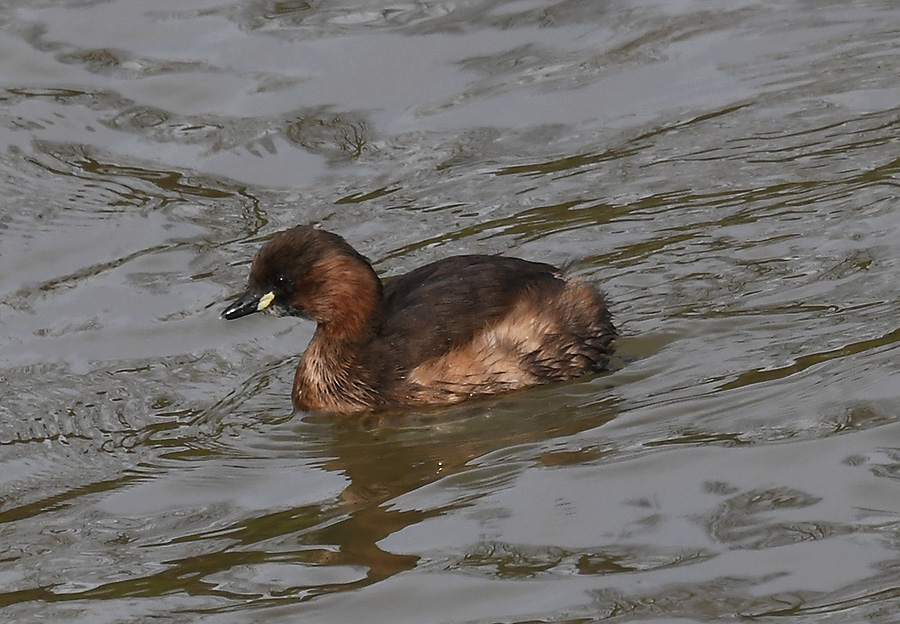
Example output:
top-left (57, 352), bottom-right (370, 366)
top-left (222, 225), bottom-right (615, 413)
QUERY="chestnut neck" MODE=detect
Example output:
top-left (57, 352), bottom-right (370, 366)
top-left (301, 251), bottom-right (383, 345)
top-left (294, 256), bottom-right (383, 411)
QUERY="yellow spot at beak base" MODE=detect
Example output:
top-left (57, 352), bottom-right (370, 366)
top-left (257, 291), bottom-right (275, 311)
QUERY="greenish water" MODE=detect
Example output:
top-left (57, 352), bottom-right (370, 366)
top-left (2, 1), bottom-right (900, 622)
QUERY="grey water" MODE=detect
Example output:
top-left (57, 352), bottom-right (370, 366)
top-left (1, 1), bottom-right (900, 622)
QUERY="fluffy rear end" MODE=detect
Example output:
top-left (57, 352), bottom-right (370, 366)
top-left (403, 275), bottom-right (615, 405)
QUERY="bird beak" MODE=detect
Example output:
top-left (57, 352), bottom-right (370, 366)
top-left (221, 291), bottom-right (275, 320)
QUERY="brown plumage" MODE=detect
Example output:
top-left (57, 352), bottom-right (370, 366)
top-left (222, 225), bottom-right (616, 413)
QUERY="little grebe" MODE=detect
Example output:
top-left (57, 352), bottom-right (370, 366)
top-left (222, 225), bottom-right (615, 413)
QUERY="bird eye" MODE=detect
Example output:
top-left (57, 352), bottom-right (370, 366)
top-left (274, 274), bottom-right (288, 288)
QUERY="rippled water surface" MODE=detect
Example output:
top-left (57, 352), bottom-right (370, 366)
top-left (2, 1), bottom-right (900, 622)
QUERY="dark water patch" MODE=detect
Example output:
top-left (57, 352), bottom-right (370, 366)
top-left (719, 325), bottom-right (900, 392)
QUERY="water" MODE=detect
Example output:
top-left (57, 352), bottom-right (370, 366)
top-left (1, 0), bottom-right (900, 622)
